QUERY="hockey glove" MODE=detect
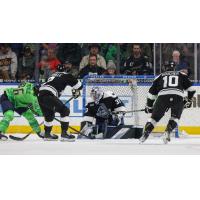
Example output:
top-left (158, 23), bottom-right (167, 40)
top-left (72, 89), bottom-right (81, 99)
top-left (145, 106), bottom-right (153, 114)
top-left (184, 98), bottom-right (193, 108)
top-left (112, 112), bottom-right (124, 126)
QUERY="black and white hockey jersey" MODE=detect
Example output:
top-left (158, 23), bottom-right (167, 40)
top-left (148, 71), bottom-right (195, 100)
top-left (39, 72), bottom-right (82, 97)
top-left (83, 91), bottom-right (126, 123)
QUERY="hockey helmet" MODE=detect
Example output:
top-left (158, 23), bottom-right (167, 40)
top-left (57, 64), bottom-right (65, 72)
top-left (164, 61), bottom-right (176, 71)
top-left (90, 87), bottom-right (103, 104)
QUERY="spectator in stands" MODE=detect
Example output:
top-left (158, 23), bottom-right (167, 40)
top-left (57, 43), bottom-right (81, 67)
top-left (80, 43), bottom-right (106, 70)
top-left (18, 45), bottom-right (36, 80)
top-left (172, 50), bottom-right (189, 75)
top-left (63, 59), bottom-right (79, 78)
top-left (101, 44), bottom-right (118, 63)
top-left (0, 44), bottom-right (18, 80)
top-left (10, 43), bottom-right (23, 58)
top-left (79, 54), bottom-right (105, 79)
top-left (122, 44), bottom-right (152, 75)
top-left (38, 48), bottom-right (60, 80)
top-left (103, 60), bottom-right (117, 75)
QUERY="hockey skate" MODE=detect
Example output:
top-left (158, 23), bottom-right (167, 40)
top-left (0, 132), bottom-right (8, 141)
top-left (139, 131), bottom-right (150, 144)
top-left (60, 132), bottom-right (75, 142)
top-left (44, 132), bottom-right (58, 141)
top-left (162, 131), bottom-right (171, 144)
top-left (36, 131), bottom-right (45, 139)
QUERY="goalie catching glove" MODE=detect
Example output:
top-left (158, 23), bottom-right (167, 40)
top-left (183, 97), bottom-right (193, 108)
top-left (112, 112), bottom-right (125, 126)
top-left (72, 89), bottom-right (81, 99)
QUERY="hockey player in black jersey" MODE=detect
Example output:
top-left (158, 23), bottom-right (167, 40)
top-left (38, 64), bottom-right (82, 141)
top-left (79, 87), bottom-right (126, 139)
top-left (140, 61), bottom-right (196, 144)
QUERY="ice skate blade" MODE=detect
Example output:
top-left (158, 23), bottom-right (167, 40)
top-left (162, 132), bottom-right (170, 144)
top-left (60, 137), bottom-right (75, 142)
top-left (139, 136), bottom-right (147, 144)
top-left (139, 140), bottom-right (145, 144)
top-left (162, 137), bottom-right (168, 144)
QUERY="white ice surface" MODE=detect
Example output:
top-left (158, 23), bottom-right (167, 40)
top-left (1, 134), bottom-right (200, 155)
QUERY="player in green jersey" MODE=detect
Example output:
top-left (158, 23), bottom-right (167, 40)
top-left (0, 82), bottom-right (43, 140)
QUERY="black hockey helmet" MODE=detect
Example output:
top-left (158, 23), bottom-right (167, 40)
top-left (164, 61), bottom-right (176, 71)
top-left (57, 64), bottom-right (65, 72)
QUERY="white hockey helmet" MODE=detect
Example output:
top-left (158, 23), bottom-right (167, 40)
top-left (90, 87), bottom-right (103, 104)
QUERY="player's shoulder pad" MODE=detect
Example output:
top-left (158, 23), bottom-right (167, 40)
top-left (154, 74), bottom-right (162, 81)
top-left (179, 71), bottom-right (188, 76)
top-left (103, 91), bottom-right (117, 99)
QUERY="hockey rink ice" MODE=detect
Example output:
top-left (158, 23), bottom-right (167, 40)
top-left (1, 134), bottom-right (200, 154)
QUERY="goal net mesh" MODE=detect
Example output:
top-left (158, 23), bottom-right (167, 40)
top-left (82, 75), bottom-right (176, 136)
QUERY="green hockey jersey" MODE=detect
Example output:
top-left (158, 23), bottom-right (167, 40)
top-left (5, 82), bottom-right (43, 116)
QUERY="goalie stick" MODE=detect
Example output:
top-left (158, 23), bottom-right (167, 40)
top-left (9, 96), bottom-right (75, 141)
top-left (112, 109), bottom-right (145, 114)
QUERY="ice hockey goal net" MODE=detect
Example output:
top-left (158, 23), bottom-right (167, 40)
top-left (82, 75), bottom-right (176, 135)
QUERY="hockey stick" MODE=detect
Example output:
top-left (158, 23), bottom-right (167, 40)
top-left (112, 109), bottom-right (145, 114)
top-left (9, 121), bottom-right (44, 141)
top-left (124, 109), bottom-right (145, 113)
top-left (9, 96), bottom-right (75, 141)
top-left (52, 117), bottom-right (93, 139)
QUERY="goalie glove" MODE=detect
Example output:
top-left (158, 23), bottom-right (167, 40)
top-left (72, 89), bottom-right (80, 99)
top-left (144, 106), bottom-right (153, 114)
top-left (112, 112), bottom-right (124, 126)
top-left (183, 97), bottom-right (193, 108)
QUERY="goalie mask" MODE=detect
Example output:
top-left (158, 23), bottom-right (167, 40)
top-left (90, 87), bottom-right (103, 104)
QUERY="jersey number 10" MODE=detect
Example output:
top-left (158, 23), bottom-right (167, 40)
top-left (163, 76), bottom-right (179, 88)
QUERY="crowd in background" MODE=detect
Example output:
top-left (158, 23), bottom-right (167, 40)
top-left (0, 43), bottom-right (192, 82)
